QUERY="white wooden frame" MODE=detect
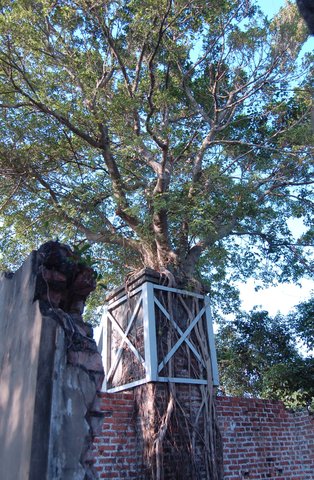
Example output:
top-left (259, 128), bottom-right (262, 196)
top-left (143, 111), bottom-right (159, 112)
top-left (98, 282), bottom-right (219, 393)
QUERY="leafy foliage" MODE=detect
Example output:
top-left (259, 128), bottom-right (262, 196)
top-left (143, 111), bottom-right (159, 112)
top-left (216, 306), bottom-right (314, 410)
top-left (290, 296), bottom-right (314, 350)
top-left (0, 0), bottom-right (313, 294)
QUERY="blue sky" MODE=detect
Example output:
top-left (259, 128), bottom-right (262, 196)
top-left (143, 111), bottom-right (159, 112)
top-left (257, 0), bottom-right (283, 17)
top-left (236, 0), bottom-right (314, 315)
top-left (257, 0), bottom-right (309, 20)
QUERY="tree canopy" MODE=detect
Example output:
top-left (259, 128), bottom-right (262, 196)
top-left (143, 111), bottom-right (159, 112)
top-left (0, 0), bottom-right (313, 294)
top-left (290, 296), bottom-right (314, 350)
top-left (216, 304), bottom-right (314, 410)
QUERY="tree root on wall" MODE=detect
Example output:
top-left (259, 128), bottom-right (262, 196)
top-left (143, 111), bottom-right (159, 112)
top-left (133, 280), bottom-right (223, 480)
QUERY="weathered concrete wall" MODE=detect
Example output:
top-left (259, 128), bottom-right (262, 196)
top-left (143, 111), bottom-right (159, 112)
top-left (0, 243), bottom-right (104, 480)
top-left (0, 253), bottom-right (43, 480)
top-left (46, 324), bottom-right (103, 480)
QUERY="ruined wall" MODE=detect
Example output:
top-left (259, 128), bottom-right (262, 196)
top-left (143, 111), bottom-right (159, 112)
top-left (0, 243), bottom-right (104, 480)
top-left (2, 246), bottom-right (313, 480)
top-left (93, 393), bottom-right (314, 480)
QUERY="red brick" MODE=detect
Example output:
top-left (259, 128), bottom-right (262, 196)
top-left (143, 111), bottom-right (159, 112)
top-left (93, 393), bottom-right (314, 480)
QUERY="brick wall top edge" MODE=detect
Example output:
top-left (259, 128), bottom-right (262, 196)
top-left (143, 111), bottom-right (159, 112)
top-left (216, 396), bottom-right (280, 404)
top-left (99, 392), bottom-right (312, 418)
top-left (216, 396), bottom-right (312, 417)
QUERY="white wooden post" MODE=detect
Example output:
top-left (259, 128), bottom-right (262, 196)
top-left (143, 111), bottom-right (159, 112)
top-left (205, 296), bottom-right (219, 386)
top-left (142, 282), bottom-right (158, 382)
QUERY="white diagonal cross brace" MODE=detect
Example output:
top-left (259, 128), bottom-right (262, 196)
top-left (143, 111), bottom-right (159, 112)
top-left (106, 296), bottom-right (144, 381)
top-left (157, 305), bottom-right (206, 371)
top-left (154, 297), bottom-right (205, 372)
top-left (160, 305), bottom-right (206, 370)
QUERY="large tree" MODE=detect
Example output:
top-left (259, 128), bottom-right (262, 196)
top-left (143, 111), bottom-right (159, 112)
top-left (0, 0), bottom-right (313, 292)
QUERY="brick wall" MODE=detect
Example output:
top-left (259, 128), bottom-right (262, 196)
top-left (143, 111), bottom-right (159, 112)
top-left (216, 396), bottom-right (314, 480)
top-left (93, 392), bottom-right (314, 480)
top-left (93, 391), bottom-right (141, 479)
